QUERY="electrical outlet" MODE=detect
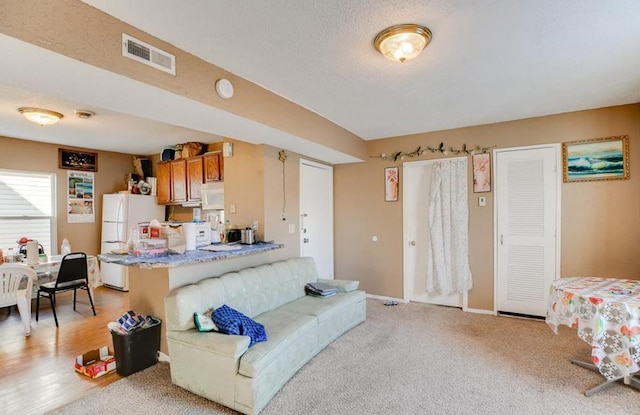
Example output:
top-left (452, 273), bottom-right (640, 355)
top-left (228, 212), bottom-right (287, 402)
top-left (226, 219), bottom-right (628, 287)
top-left (288, 224), bottom-right (295, 234)
top-left (230, 204), bottom-right (236, 214)
top-left (252, 220), bottom-right (259, 230)
top-left (479, 197), bottom-right (486, 207)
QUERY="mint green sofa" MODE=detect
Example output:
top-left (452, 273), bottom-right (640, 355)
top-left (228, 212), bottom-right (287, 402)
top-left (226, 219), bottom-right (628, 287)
top-left (164, 257), bottom-right (366, 414)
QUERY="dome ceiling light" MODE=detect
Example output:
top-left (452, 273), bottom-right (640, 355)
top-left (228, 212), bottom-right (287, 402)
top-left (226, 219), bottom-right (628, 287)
top-left (18, 107), bottom-right (64, 126)
top-left (374, 24), bottom-right (432, 63)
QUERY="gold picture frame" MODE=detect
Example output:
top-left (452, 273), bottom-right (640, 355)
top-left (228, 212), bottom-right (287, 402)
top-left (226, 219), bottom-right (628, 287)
top-left (59, 148), bottom-right (98, 172)
top-left (562, 135), bottom-right (629, 182)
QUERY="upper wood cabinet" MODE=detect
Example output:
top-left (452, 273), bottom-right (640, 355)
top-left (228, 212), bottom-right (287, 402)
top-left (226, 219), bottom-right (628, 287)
top-left (170, 159), bottom-right (187, 203)
top-left (186, 156), bottom-right (203, 201)
top-left (204, 151), bottom-right (224, 182)
top-left (157, 153), bottom-right (222, 205)
top-left (157, 162), bottom-right (171, 205)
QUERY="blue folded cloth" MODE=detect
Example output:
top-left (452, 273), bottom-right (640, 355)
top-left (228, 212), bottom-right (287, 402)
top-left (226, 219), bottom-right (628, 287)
top-left (212, 305), bottom-right (267, 347)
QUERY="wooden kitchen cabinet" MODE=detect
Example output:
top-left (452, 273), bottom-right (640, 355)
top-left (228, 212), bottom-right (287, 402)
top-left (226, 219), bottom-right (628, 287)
top-left (170, 159), bottom-right (187, 203)
top-left (186, 156), bottom-right (203, 201)
top-left (204, 151), bottom-right (224, 182)
top-left (157, 153), bottom-right (220, 205)
top-left (157, 161), bottom-right (171, 204)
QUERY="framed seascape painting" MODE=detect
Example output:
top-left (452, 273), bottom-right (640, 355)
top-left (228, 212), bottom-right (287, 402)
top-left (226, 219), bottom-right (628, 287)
top-left (563, 136), bottom-right (629, 182)
top-left (384, 167), bottom-right (399, 202)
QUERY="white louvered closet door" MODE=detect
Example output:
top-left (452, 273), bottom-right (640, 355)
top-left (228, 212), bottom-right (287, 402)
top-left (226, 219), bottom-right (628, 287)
top-left (496, 146), bottom-right (559, 317)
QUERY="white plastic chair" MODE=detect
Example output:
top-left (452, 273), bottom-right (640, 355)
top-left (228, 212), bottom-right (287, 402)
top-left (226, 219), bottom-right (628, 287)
top-left (0, 263), bottom-right (36, 336)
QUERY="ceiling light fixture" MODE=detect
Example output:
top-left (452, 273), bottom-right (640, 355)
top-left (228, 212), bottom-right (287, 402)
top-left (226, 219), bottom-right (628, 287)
top-left (74, 109), bottom-right (96, 119)
top-left (374, 24), bottom-right (432, 63)
top-left (18, 107), bottom-right (63, 126)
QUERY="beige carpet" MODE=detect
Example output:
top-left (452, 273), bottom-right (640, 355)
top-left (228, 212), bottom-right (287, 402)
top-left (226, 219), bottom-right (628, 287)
top-left (49, 299), bottom-right (639, 414)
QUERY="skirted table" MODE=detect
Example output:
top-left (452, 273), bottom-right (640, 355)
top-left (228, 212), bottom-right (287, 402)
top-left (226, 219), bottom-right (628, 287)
top-left (27, 255), bottom-right (101, 298)
top-left (546, 277), bottom-right (640, 396)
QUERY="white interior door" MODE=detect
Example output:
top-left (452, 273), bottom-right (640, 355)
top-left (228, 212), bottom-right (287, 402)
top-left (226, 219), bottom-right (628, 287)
top-left (495, 145), bottom-right (560, 317)
top-left (403, 160), bottom-right (463, 307)
top-left (300, 159), bottom-right (334, 279)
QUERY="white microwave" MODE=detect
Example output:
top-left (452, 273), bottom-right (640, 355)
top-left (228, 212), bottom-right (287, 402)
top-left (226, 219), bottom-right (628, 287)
top-left (201, 181), bottom-right (224, 210)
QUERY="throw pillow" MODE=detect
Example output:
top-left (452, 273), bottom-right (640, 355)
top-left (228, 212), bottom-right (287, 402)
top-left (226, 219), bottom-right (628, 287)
top-left (193, 312), bottom-right (219, 332)
top-left (212, 304), bottom-right (267, 347)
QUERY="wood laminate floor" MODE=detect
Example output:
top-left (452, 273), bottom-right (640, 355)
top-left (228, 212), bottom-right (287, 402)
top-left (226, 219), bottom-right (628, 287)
top-left (0, 286), bottom-right (129, 414)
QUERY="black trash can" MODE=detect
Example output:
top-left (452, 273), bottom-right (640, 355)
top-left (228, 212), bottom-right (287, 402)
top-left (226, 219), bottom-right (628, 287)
top-left (111, 318), bottom-right (161, 376)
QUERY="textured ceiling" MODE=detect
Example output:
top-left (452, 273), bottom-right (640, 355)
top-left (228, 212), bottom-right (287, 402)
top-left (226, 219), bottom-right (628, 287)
top-left (1, 1), bottom-right (639, 162)
top-left (82, 0), bottom-right (640, 140)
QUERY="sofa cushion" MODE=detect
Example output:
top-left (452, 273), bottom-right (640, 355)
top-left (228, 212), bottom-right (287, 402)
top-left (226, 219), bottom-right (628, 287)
top-left (166, 330), bottom-right (250, 358)
top-left (238, 309), bottom-right (316, 378)
top-left (165, 257), bottom-right (322, 331)
top-left (279, 290), bottom-right (366, 324)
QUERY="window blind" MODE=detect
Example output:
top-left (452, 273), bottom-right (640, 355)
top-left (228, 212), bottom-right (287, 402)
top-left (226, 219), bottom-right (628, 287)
top-left (0, 170), bottom-right (55, 255)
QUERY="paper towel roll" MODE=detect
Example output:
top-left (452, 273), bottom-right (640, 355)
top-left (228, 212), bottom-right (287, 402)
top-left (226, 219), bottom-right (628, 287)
top-left (26, 240), bottom-right (39, 265)
top-left (183, 222), bottom-right (196, 251)
top-left (147, 177), bottom-right (157, 196)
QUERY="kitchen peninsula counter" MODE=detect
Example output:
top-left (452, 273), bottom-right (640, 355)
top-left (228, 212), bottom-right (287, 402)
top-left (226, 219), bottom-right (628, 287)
top-left (98, 242), bottom-right (284, 355)
top-left (98, 242), bottom-right (283, 268)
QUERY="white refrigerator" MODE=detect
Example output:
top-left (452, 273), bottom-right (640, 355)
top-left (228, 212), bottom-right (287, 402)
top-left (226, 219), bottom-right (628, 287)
top-left (100, 194), bottom-right (165, 291)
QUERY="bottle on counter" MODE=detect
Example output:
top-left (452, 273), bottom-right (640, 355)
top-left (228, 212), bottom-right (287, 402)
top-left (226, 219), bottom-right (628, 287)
top-left (61, 238), bottom-right (71, 255)
top-left (6, 247), bottom-right (15, 262)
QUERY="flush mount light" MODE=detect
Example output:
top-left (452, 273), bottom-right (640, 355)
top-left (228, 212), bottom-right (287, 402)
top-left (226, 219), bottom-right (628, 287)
top-left (18, 107), bottom-right (64, 126)
top-left (374, 24), bottom-right (432, 63)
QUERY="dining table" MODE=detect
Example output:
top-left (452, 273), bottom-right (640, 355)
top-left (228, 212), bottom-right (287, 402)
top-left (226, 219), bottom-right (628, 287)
top-left (546, 277), bottom-right (640, 396)
top-left (22, 255), bottom-right (102, 299)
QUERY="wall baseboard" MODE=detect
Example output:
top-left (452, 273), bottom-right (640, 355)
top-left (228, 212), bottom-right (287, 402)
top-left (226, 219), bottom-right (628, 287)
top-left (366, 293), bottom-right (405, 303)
top-left (464, 307), bottom-right (496, 315)
top-left (158, 351), bottom-right (170, 363)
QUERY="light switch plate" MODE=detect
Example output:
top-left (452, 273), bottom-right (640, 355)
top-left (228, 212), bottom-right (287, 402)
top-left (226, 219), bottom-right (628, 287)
top-left (479, 197), bottom-right (486, 207)
top-left (288, 224), bottom-right (295, 234)
top-left (223, 142), bottom-right (233, 157)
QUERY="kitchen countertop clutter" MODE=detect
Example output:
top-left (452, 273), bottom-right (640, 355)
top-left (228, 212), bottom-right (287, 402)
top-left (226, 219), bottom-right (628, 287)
top-left (98, 242), bottom-right (282, 269)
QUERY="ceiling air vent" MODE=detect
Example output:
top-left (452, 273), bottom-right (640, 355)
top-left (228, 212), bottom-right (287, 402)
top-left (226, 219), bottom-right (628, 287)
top-left (122, 33), bottom-right (176, 75)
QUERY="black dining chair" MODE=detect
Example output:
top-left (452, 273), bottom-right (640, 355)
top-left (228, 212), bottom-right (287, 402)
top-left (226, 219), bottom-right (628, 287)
top-left (35, 252), bottom-right (96, 327)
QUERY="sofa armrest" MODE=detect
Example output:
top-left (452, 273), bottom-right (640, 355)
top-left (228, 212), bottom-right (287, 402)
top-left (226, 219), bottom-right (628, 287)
top-left (317, 278), bottom-right (359, 293)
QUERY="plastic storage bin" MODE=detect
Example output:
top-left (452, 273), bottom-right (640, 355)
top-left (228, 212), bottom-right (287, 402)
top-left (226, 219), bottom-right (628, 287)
top-left (111, 319), bottom-right (161, 376)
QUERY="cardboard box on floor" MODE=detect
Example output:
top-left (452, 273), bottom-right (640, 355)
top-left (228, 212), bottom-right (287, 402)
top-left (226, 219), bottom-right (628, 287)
top-left (75, 346), bottom-right (116, 378)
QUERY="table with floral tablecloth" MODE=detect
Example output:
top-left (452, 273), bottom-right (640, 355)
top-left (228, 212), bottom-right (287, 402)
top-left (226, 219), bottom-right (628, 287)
top-left (546, 277), bottom-right (640, 381)
top-left (27, 255), bottom-right (101, 299)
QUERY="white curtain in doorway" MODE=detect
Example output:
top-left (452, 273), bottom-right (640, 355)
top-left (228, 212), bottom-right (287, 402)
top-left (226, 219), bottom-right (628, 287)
top-left (426, 158), bottom-right (473, 294)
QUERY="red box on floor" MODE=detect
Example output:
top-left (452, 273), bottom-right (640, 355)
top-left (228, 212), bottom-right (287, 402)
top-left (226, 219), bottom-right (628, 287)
top-left (74, 346), bottom-right (116, 378)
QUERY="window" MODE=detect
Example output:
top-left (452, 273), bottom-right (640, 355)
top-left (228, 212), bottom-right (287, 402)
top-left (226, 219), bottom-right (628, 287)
top-left (0, 169), bottom-right (56, 256)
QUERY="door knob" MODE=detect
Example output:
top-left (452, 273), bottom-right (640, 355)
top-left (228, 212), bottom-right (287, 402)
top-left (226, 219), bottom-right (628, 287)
top-left (303, 238), bottom-right (309, 243)
top-left (410, 240), bottom-right (416, 246)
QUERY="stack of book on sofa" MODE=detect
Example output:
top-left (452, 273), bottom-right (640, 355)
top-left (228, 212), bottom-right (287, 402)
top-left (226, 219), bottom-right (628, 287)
top-left (305, 282), bottom-right (338, 298)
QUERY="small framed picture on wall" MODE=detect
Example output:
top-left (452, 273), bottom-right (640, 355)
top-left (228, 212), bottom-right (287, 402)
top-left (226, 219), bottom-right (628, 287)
top-left (385, 167), bottom-right (399, 202)
top-left (59, 148), bottom-right (98, 172)
top-left (472, 153), bottom-right (491, 193)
